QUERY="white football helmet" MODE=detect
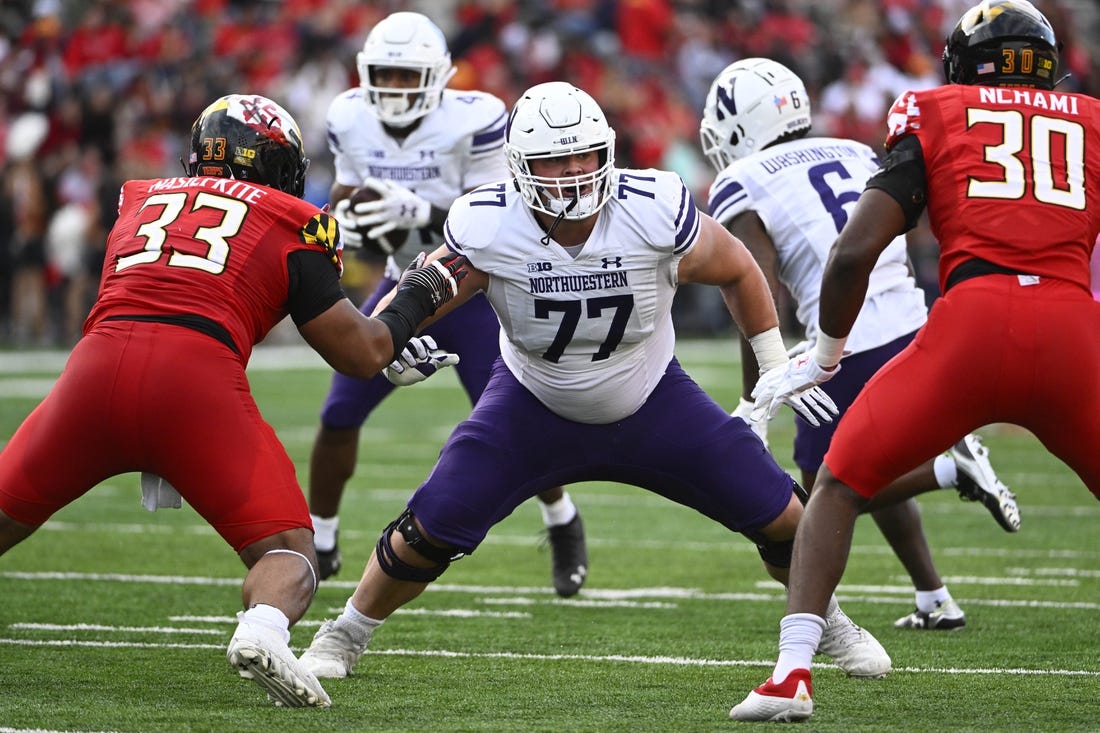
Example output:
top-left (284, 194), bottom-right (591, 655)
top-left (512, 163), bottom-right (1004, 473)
top-left (357, 12), bottom-right (457, 127)
top-left (504, 82), bottom-right (616, 220)
top-left (699, 58), bottom-right (812, 172)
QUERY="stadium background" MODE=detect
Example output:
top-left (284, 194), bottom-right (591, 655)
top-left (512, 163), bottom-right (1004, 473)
top-left (0, 0), bottom-right (1097, 348)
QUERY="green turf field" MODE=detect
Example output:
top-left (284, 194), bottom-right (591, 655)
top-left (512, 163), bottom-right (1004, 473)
top-left (0, 341), bottom-right (1096, 732)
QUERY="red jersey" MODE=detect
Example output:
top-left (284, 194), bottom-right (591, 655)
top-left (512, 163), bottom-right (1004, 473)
top-left (84, 176), bottom-right (341, 363)
top-left (884, 85), bottom-right (1100, 294)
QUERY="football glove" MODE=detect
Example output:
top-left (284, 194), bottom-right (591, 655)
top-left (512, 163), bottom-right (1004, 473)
top-left (396, 251), bottom-right (469, 310)
top-left (750, 353), bottom-right (840, 427)
top-left (353, 181), bottom-right (432, 241)
top-left (332, 178), bottom-right (392, 250)
top-left (384, 335), bottom-right (460, 386)
top-left (731, 397), bottom-right (769, 448)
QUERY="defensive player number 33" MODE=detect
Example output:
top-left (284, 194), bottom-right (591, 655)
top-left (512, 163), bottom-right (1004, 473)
top-left (116, 191), bottom-right (248, 274)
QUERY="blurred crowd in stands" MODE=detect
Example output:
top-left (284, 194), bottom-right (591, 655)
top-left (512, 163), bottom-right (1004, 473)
top-left (1, 0), bottom-right (1097, 347)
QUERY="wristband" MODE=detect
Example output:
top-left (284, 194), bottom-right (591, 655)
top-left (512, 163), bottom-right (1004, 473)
top-left (813, 330), bottom-right (847, 369)
top-left (748, 326), bottom-right (788, 372)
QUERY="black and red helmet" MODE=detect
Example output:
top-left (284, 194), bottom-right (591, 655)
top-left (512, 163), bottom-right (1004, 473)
top-left (187, 94), bottom-right (309, 197)
top-left (942, 0), bottom-right (1060, 89)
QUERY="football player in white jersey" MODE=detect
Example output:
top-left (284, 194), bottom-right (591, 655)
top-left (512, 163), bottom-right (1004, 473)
top-left (299, 81), bottom-right (893, 689)
top-left (310, 12), bottom-right (589, 596)
top-left (699, 59), bottom-right (1020, 664)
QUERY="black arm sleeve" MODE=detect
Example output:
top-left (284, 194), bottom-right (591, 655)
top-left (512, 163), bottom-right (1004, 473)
top-left (864, 134), bottom-right (928, 232)
top-left (373, 285), bottom-right (435, 358)
top-left (286, 250), bottom-right (346, 327)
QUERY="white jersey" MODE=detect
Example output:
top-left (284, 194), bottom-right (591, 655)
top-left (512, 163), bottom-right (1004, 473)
top-left (445, 169), bottom-right (701, 424)
top-left (707, 136), bottom-right (927, 353)
top-left (326, 87), bottom-right (509, 268)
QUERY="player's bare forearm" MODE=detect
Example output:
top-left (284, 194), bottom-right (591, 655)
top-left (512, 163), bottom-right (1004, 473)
top-left (727, 210), bottom-right (781, 393)
top-left (329, 182), bottom-right (355, 207)
top-left (680, 214), bottom-right (781, 339)
top-left (299, 298), bottom-right (399, 378)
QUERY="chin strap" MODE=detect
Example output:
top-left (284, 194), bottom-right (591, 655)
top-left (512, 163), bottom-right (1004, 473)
top-left (539, 195), bottom-right (579, 246)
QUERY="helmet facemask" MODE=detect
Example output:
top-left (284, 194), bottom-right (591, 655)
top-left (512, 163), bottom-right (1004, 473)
top-left (507, 137), bottom-right (616, 220)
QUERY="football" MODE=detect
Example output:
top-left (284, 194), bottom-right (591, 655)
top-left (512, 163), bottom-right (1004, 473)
top-left (346, 184), bottom-right (408, 256)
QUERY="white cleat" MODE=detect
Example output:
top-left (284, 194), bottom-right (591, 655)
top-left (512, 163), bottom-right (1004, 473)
top-left (300, 619), bottom-right (367, 679)
top-left (227, 615), bottom-right (331, 707)
top-left (817, 605), bottom-right (892, 678)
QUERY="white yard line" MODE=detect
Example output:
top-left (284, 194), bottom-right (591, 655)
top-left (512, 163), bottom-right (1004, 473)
top-left (0, 637), bottom-right (1096, 678)
top-left (4, 571), bottom-right (1097, 609)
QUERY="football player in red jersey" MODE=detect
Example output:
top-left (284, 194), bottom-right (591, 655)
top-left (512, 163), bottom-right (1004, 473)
top-left (733, 0), bottom-right (1100, 722)
top-left (0, 94), bottom-right (467, 708)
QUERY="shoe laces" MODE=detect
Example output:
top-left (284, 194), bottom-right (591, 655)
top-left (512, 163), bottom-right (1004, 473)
top-left (821, 608), bottom-right (869, 646)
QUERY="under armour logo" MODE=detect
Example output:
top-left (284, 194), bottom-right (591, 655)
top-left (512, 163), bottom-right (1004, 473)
top-left (400, 205), bottom-right (415, 216)
top-left (601, 257), bottom-right (622, 269)
top-left (419, 150), bottom-right (435, 161)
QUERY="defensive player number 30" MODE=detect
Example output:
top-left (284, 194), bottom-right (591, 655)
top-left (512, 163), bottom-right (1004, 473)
top-left (968, 109), bottom-right (1084, 208)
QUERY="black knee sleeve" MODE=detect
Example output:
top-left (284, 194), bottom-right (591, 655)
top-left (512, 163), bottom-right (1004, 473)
top-left (754, 536), bottom-right (794, 568)
top-left (742, 478), bottom-right (803, 568)
top-left (374, 508), bottom-right (464, 583)
top-left (792, 479), bottom-right (809, 505)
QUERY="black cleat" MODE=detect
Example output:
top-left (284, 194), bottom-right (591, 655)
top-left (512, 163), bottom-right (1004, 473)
top-left (316, 538), bottom-right (342, 580)
top-left (951, 434), bottom-right (1020, 532)
top-left (547, 514), bottom-right (588, 597)
top-left (894, 599), bottom-right (967, 630)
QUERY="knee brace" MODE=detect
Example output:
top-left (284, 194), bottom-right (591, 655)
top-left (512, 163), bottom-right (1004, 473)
top-left (752, 535), bottom-right (795, 569)
top-left (792, 479), bottom-right (809, 505)
top-left (742, 479), bottom-right (803, 569)
top-left (375, 508), bottom-right (464, 583)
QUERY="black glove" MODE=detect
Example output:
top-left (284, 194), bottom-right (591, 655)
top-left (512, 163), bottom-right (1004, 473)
top-left (396, 251), bottom-right (469, 310)
top-left (375, 252), bottom-right (470, 360)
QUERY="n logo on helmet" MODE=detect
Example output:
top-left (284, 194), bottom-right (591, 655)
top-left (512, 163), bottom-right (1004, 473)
top-left (713, 80), bottom-right (737, 121)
